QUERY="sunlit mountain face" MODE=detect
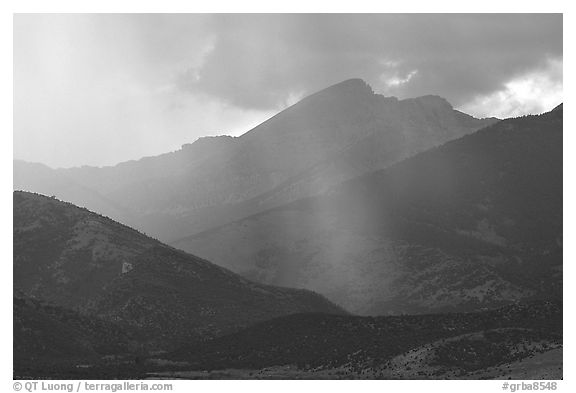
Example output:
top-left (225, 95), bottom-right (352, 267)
top-left (14, 79), bottom-right (497, 242)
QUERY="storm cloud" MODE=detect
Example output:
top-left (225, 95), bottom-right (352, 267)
top-left (14, 14), bottom-right (562, 168)
top-left (185, 14), bottom-right (562, 112)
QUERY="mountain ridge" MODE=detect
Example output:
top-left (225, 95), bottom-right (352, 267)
top-left (14, 79), bottom-right (497, 242)
top-left (172, 106), bottom-right (562, 315)
top-left (13, 191), bottom-right (346, 347)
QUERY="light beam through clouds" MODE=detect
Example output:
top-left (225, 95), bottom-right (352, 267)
top-left (14, 14), bottom-right (562, 168)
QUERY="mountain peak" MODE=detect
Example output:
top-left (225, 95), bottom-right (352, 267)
top-left (552, 103), bottom-right (563, 112)
top-left (312, 78), bottom-right (374, 99)
top-left (331, 78), bottom-right (373, 92)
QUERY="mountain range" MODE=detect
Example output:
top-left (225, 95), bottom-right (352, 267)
top-left (13, 78), bottom-right (562, 379)
top-left (173, 105), bottom-right (563, 315)
top-left (14, 79), bottom-right (497, 242)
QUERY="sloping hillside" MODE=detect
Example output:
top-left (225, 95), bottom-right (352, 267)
top-left (161, 301), bottom-right (561, 379)
top-left (174, 106), bottom-right (562, 315)
top-left (13, 292), bottom-right (138, 365)
top-left (13, 191), bottom-right (345, 348)
top-left (14, 79), bottom-right (496, 241)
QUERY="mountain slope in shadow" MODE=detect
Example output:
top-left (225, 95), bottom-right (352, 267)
top-left (173, 106), bottom-right (562, 315)
top-left (160, 300), bottom-right (561, 379)
top-left (13, 191), bottom-right (345, 350)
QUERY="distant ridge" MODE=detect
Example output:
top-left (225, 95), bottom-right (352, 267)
top-left (173, 106), bottom-right (562, 315)
top-left (13, 79), bottom-right (498, 242)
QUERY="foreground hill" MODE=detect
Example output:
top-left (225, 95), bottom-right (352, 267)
top-left (173, 106), bottom-right (562, 315)
top-left (158, 301), bottom-right (561, 379)
top-left (14, 79), bottom-right (496, 241)
top-left (13, 191), bottom-right (344, 349)
top-left (13, 292), bottom-right (140, 371)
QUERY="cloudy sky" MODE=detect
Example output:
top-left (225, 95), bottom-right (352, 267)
top-left (14, 14), bottom-right (562, 168)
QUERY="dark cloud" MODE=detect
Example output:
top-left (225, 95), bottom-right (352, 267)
top-left (180, 14), bottom-right (562, 111)
top-left (14, 14), bottom-right (562, 168)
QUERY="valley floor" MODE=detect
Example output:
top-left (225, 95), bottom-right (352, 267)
top-left (146, 347), bottom-right (562, 380)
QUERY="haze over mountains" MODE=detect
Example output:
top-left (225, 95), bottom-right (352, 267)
top-left (13, 78), bottom-right (562, 379)
top-left (175, 106), bottom-right (562, 315)
top-left (14, 79), bottom-right (497, 242)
